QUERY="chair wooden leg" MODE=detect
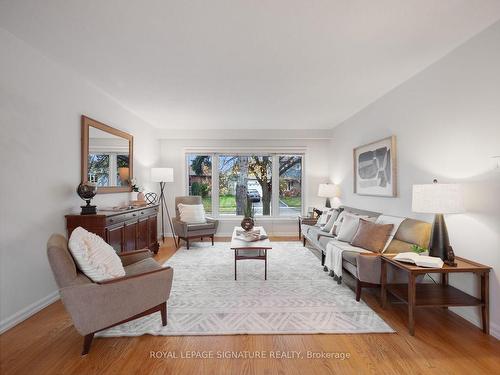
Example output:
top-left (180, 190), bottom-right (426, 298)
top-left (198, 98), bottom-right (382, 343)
top-left (211, 235), bottom-right (214, 246)
top-left (303, 237), bottom-right (306, 246)
top-left (355, 279), bottom-right (362, 302)
top-left (82, 333), bottom-right (94, 356)
top-left (186, 238), bottom-right (190, 249)
top-left (160, 302), bottom-right (167, 326)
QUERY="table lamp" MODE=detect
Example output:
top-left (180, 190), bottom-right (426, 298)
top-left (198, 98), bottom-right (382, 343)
top-left (318, 183), bottom-right (339, 208)
top-left (151, 167), bottom-right (177, 247)
top-left (412, 179), bottom-right (465, 261)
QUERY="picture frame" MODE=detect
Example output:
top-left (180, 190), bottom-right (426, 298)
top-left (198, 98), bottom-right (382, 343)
top-left (353, 136), bottom-right (397, 197)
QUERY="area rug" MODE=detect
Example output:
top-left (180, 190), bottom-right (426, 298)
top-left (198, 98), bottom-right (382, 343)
top-left (99, 242), bottom-right (394, 337)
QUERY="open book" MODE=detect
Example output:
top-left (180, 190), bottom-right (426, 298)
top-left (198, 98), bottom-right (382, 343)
top-left (235, 228), bottom-right (268, 242)
top-left (393, 252), bottom-right (444, 268)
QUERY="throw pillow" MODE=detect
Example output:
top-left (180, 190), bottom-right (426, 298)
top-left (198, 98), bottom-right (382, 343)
top-left (375, 215), bottom-right (406, 252)
top-left (178, 203), bottom-right (206, 223)
top-left (317, 209), bottom-right (333, 225)
top-left (68, 227), bottom-right (125, 282)
top-left (336, 213), bottom-right (371, 242)
top-left (350, 219), bottom-right (395, 253)
top-left (330, 210), bottom-right (346, 235)
top-left (322, 209), bottom-right (340, 232)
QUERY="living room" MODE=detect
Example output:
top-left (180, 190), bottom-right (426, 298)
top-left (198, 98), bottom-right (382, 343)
top-left (1, 1), bottom-right (499, 374)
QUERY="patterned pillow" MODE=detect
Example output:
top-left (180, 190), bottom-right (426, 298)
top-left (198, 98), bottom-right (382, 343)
top-left (68, 227), bottom-right (125, 282)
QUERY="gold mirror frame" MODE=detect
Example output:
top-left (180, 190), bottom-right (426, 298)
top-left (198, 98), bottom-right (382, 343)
top-left (81, 115), bottom-right (134, 194)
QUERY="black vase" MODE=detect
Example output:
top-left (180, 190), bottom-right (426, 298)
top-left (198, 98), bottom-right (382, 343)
top-left (241, 217), bottom-right (255, 231)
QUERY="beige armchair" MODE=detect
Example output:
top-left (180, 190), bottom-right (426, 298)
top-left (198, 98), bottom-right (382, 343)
top-left (172, 196), bottom-right (219, 249)
top-left (46, 234), bottom-right (174, 355)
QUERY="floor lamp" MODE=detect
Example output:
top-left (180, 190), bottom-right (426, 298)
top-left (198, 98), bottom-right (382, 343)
top-left (151, 167), bottom-right (177, 248)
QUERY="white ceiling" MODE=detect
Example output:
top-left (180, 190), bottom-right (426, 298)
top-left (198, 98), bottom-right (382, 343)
top-left (1, 1), bottom-right (500, 130)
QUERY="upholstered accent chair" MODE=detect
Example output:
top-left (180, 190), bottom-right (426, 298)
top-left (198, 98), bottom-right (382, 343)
top-left (172, 196), bottom-right (219, 249)
top-left (46, 234), bottom-right (174, 355)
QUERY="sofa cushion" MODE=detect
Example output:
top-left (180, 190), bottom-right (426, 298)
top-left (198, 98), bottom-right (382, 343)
top-left (68, 227), bottom-right (125, 282)
top-left (392, 218), bottom-right (431, 248)
top-left (124, 257), bottom-right (162, 276)
top-left (375, 215), bottom-right (405, 252)
top-left (350, 219), bottom-right (394, 253)
top-left (187, 222), bottom-right (216, 231)
top-left (319, 235), bottom-right (335, 250)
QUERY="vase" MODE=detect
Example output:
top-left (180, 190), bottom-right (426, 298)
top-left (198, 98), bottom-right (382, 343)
top-left (137, 192), bottom-right (145, 202)
top-left (241, 217), bottom-right (255, 231)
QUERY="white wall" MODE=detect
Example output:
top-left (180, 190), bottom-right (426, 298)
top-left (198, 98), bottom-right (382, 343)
top-left (159, 137), bottom-right (331, 236)
top-left (0, 28), bottom-right (160, 332)
top-left (329, 22), bottom-right (500, 337)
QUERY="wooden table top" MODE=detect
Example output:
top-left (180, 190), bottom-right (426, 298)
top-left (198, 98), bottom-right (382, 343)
top-left (382, 254), bottom-right (491, 274)
top-left (230, 226), bottom-right (272, 250)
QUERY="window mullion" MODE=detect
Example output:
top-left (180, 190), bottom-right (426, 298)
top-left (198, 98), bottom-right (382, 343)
top-left (272, 154), bottom-right (280, 217)
top-left (212, 154), bottom-right (219, 218)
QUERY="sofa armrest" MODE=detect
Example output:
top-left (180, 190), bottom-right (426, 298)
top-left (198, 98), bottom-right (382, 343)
top-left (356, 253), bottom-right (382, 284)
top-left (118, 249), bottom-right (153, 266)
top-left (317, 232), bottom-right (335, 240)
top-left (172, 217), bottom-right (188, 237)
top-left (206, 217), bottom-right (219, 231)
top-left (60, 267), bottom-right (174, 335)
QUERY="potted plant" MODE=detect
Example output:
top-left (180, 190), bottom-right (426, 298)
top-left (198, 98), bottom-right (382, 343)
top-left (130, 178), bottom-right (145, 201)
top-left (240, 198), bottom-right (255, 231)
top-left (411, 244), bottom-right (429, 256)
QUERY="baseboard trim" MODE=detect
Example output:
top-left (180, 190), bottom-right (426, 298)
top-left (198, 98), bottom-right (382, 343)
top-left (0, 291), bottom-right (60, 334)
top-left (450, 307), bottom-right (500, 340)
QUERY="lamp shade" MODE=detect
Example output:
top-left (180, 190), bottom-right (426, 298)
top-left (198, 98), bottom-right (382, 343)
top-left (318, 183), bottom-right (339, 198)
top-left (151, 167), bottom-right (174, 182)
top-left (412, 183), bottom-right (464, 214)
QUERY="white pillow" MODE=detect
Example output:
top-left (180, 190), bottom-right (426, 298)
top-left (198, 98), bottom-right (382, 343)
top-left (336, 213), bottom-right (372, 242)
top-left (330, 210), bottom-right (346, 235)
top-left (68, 227), bottom-right (125, 282)
top-left (178, 203), bottom-right (206, 223)
top-left (375, 215), bottom-right (406, 252)
top-left (322, 209), bottom-right (340, 232)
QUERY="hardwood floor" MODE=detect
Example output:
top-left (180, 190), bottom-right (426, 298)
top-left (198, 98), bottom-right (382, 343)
top-left (1, 237), bottom-right (499, 375)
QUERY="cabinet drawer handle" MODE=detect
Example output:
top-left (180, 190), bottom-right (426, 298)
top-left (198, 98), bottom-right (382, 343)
top-left (109, 219), bottom-right (114, 223)
top-left (133, 214), bottom-right (137, 217)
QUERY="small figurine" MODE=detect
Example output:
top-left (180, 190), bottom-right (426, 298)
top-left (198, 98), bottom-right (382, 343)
top-left (444, 245), bottom-right (457, 267)
top-left (312, 208), bottom-right (323, 218)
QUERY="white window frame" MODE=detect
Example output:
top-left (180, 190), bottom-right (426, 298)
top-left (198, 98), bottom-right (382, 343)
top-left (185, 148), bottom-right (306, 219)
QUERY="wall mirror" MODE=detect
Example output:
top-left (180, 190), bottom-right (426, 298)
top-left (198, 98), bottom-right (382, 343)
top-left (81, 115), bottom-right (134, 193)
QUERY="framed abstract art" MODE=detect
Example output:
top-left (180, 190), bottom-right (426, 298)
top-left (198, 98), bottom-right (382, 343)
top-left (353, 136), bottom-right (397, 197)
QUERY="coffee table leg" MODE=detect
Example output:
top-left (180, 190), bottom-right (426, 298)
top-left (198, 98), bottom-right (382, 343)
top-left (234, 250), bottom-right (237, 280)
top-left (265, 250), bottom-right (267, 280)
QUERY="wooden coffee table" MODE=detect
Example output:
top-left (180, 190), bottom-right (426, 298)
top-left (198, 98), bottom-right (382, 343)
top-left (230, 227), bottom-right (272, 280)
top-left (381, 254), bottom-right (491, 336)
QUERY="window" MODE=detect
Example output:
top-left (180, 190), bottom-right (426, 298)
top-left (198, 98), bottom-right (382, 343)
top-left (279, 155), bottom-right (302, 215)
top-left (186, 152), bottom-right (304, 218)
top-left (218, 155), bottom-right (273, 216)
top-left (187, 154), bottom-right (212, 213)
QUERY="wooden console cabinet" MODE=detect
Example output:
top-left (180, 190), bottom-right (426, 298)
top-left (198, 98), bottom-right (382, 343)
top-left (66, 205), bottom-right (160, 254)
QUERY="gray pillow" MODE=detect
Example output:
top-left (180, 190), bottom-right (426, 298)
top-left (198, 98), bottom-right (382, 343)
top-left (322, 209), bottom-right (340, 232)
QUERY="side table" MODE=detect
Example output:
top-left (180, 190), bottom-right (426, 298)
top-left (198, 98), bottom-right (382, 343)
top-left (381, 254), bottom-right (491, 336)
top-left (298, 215), bottom-right (318, 240)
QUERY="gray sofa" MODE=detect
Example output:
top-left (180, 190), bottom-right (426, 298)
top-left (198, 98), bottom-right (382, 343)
top-left (302, 206), bottom-right (431, 301)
